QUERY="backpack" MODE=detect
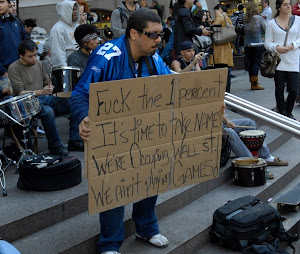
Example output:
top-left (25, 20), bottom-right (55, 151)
top-left (231, 12), bottom-right (245, 35)
top-left (210, 195), bottom-right (299, 251)
top-left (117, 7), bottom-right (128, 24)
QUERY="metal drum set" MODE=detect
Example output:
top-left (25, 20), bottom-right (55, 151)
top-left (0, 66), bottom-right (81, 195)
top-left (0, 92), bottom-right (41, 196)
top-left (225, 92), bottom-right (300, 188)
top-left (231, 130), bottom-right (267, 187)
top-left (52, 66), bottom-right (81, 97)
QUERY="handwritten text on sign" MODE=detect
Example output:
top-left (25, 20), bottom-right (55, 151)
top-left (87, 69), bottom-right (227, 214)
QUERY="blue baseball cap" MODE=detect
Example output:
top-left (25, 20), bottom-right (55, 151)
top-left (180, 41), bottom-right (194, 51)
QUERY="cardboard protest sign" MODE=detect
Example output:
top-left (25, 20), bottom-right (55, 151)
top-left (86, 69), bottom-right (226, 214)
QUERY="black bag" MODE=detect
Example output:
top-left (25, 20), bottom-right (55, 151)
top-left (260, 51), bottom-right (281, 78)
top-left (241, 242), bottom-right (290, 254)
top-left (210, 195), bottom-right (284, 250)
top-left (17, 155), bottom-right (82, 191)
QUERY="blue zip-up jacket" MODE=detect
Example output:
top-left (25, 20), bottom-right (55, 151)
top-left (69, 35), bottom-right (172, 125)
top-left (0, 15), bottom-right (26, 75)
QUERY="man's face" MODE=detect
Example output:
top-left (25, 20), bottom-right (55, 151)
top-left (86, 37), bottom-right (100, 50)
top-left (181, 48), bottom-right (195, 62)
top-left (8, 1), bottom-right (16, 15)
top-left (262, 1), bottom-right (268, 7)
top-left (25, 25), bottom-right (33, 34)
top-left (72, 5), bottom-right (77, 22)
top-left (135, 21), bottom-right (163, 56)
top-left (20, 49), bottom-right (37, 66)
top-left (0, 0), bottom-right (9, 16)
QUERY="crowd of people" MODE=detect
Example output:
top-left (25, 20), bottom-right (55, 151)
top-left (0, 0), bottom-right (299, 253)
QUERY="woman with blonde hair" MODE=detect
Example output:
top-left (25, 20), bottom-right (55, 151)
top-left (264, 0), bottom-right (300, 119)
top-left (244, 0), bottom-right (266, 90)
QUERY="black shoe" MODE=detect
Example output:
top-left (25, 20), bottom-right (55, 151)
top-left (49, 144), bottom-right (69, 156)
top-left (287, 113), bottom-right (296, 120)
top-left (68, 140), bottom-right (84, 151)
top-left (230, 74), bottom-right (236, 78)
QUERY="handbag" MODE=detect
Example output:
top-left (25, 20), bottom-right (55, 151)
top-left (212, 14), bottom-right (237, 45)
top-left (260, 51), bottom-right (281, 78)
top-left (260, 17), bottom-right (291, 78)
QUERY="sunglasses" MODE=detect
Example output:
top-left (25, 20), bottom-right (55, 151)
top-left (138, 30), bottom-right (165, 39)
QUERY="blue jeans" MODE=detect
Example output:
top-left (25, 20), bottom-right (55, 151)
top-left (224, 118), bottom-right (271, 159)
top-left (244, 46), bottom-right (264, 76)
top-left (37, 95), bottom-right (80, 148)
top-left (161, 20), bottom-right (175, 60)
top-left (96, 196), bottom-right (159, 253)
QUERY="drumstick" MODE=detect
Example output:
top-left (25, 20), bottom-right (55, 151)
top-left (232, 125), bottom-right (256, 129)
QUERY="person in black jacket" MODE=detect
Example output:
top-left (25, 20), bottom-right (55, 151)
top-left (174, 0), bottom-right (212, 57)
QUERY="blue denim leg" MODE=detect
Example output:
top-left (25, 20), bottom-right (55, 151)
top-left (96, 206), bottom-right (125, 253)
top-left (161, 20), bottom-right (175, 59)
top-left (227, 118), bottom-right (271, 159)
top-left (96, 196), bottom-right (159, 253)
top-left (37, 98), bottom-right (62, 148)
top-left (224, 127), bottom-right (253, 158)
top-left (245, 46), bottom-right (264, 76)
top-left (133, 196), bottom-right (159, 238)
top-left (39, 95), bottom-right (80, 141)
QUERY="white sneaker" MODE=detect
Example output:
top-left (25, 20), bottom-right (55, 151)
top-left (101, 251), bottom-right (121, 254)
top-left (136, 233), bottom-right (169, 248)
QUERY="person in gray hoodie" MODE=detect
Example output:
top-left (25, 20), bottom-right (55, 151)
top-left (50, 0), bottom-right (80, 68)
top-left (110, 0), bottom-right (140, 38)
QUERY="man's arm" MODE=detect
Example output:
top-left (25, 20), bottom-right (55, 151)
top-left (50, 27), bottom-right (68, 67)
top-left (180, 8), bottom-right (206, 36)
top-left (110, 9), bottom-right (125, 39)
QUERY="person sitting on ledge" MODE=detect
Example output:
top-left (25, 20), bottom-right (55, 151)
top-left (8, 40), bottom-right (83, 155)
top-left (222, 103), bottom-right (288, 174)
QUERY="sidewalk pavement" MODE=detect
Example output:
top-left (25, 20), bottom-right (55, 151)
top-left (230, 69), bottom-right (300, 121)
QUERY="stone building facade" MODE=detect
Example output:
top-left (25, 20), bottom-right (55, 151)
top-left (19, 0), bottom-right (220, 34)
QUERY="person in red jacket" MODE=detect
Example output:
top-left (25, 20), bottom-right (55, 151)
top-left (292, 0), bottom-right (300, 16)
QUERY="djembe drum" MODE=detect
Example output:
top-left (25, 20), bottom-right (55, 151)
top-left (239, 130), bottom-right (266, 158)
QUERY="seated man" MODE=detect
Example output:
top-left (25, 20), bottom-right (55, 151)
top-left (8, 40), bottom-right (83, 155)
top-left (68, 24), bottom-right (100, 75)
top-left (222, 103), bottom-right (288, 169)
top-left (170, 41), bottom-right (203, 72)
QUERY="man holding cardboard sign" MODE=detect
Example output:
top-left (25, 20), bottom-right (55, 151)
top-left (70, 9), bottom-right (171, 254)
